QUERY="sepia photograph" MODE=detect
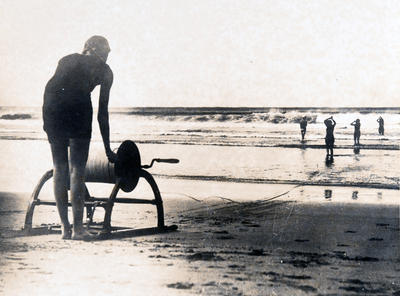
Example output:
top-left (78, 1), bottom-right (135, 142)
top-left (0, 1), bottom-right (399, 295)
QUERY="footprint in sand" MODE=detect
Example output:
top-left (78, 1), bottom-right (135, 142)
top-left (187, 251), bottom-right (224, 261)
top-left (216, 235), bottom-right (235, 240)
top-left (339, 285), bottom-right (385, 294)
top-left (345, 230), bottom-right (357, 233)
top-left (294, 239), bottom-right (309, 243)
top-left (241, 220), bottom-right (260, 227)
top-left (18, 262), bottom-right (28, 266)
top-left (248, 249), bottom-right (267, 256)
top-left (202, 281), bottom-right (217, 287)
top-left (368, 237), bottom-right (383, 241)
top-left (376, 223), bottom-right (389, 227)
top-left (148, 255), bottom-right (169, 259)
top-left (220, 281), bottom-right (232, 285)
top-left (5, 256), bottom-right (23, 261)
top-left (213, 230), bottom-right (229, 234)
top-left (228, 264), bottom-right (245, 269)
top-left (167, 282), bottom-right (194, 289)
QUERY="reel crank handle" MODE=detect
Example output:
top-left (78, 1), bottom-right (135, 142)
top-left (155, 158), bottom-right (179, 164)
top-left (142, 158), bottom-right (180, 169)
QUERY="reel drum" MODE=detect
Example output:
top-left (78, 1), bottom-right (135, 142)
top-left (84, 140), bottom-right (141, 192)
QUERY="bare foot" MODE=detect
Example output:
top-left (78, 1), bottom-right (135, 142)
top-left (61, 229), bottom-right (72, 240)
top-left (71, 229), bottom-right (97, 241)
top-left (61, 225), bottom-right (72, 240)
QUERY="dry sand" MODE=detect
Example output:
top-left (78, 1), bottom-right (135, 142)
top-left (0, 179), bottom-right (399, 296)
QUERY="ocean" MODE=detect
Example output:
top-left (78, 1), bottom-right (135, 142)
top-left (0, 106), bottom-right (399, 148)
top-left (0, 106), bottom-right (399, 193)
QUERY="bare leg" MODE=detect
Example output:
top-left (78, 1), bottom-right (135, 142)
top-left (50, 140), bottom-right (71, 239)
top-left (69, 138), bottom-right (94, 240)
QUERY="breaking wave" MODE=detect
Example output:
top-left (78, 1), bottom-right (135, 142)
top-left (145, 112), bottom-right (318, 124)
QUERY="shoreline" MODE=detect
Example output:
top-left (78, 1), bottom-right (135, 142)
top-left (0, 136), bottom-right (399, 150)
top-left (0, 139), bottom-right (398, 193)
top-left (154, 174), bottom-right (400, 190)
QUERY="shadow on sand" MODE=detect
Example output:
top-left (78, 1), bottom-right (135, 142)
top-left (1, 224), bottom-right (178, 241)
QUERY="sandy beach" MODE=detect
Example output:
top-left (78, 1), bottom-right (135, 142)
top-left (0, 180), bottom-right (399, 295)
top-left (0, 139), bottom-right (399, 295)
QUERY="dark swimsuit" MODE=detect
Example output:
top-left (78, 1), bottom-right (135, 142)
top-left (354, 122), bottom-right (360, 138)
top-left (378, 119), bottom-right (384, 134)
top-left (325, 125), bottom-right (335, 148)
top-left (300, 120), bottom-right (307, 131)
top-left (43, 53), bottom-right (110, 143)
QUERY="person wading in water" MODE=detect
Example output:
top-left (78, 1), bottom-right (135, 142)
top-left (377, 116), bottom-right (384, 135)
top-left (299, 116), bottom-right (308, 141)
top-left (350, 118), bottom-right (361, 145)
top-left (324, 116), bottom-right (336, 159)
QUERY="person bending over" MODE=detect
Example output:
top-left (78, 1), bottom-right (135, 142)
top-left (42, 36), bottom-right (117, 240)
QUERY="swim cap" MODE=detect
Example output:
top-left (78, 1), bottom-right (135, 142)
top-left (83, 35), bottom-right (110, 55)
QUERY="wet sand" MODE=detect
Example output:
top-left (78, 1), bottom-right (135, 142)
top-left (0, 139), bottom-right (399, 295)
top-left (0, 179), bottom-right (399, 295)
top-left (0, 140), bottom-right (398, 193)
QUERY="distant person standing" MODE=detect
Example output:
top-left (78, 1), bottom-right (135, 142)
top-left (377, 116), bottom-right (384, 135)
top-left (324, 116), bottom-right (336, 158)
top-left (299, 116), bottom-right (308, 141)
top-left (350, 119), bottom-right (361, 145)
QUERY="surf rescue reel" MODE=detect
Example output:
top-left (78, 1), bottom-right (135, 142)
top-left (24, 140), bottom-right (179, 235)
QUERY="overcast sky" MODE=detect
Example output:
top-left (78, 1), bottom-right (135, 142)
top-left (1, 0), bottom-right (399, 107)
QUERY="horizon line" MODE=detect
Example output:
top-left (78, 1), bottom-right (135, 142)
top-left (1, 105), bottom-right (399, 110)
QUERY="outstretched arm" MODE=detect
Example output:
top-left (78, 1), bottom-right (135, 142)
top-left (331, 118), bottom-right (336, 127)
top-left (98, 67), bottom-right (117, 163)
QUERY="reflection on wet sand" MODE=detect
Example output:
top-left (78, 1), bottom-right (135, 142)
top-left (324, 189), bottom-right (332, 199)
top-left (325, 155), bottom-right (334, 167)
